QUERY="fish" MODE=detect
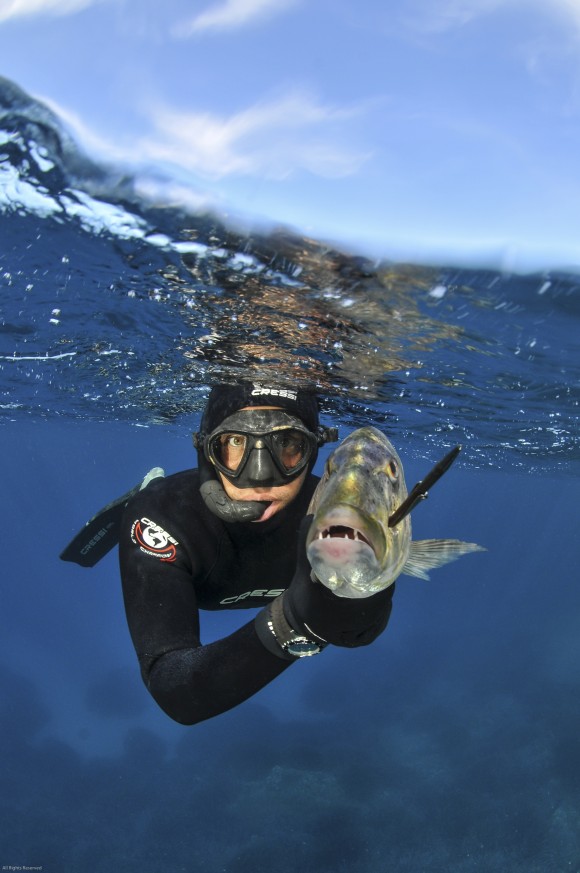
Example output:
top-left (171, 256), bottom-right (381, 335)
top-left (306, 426), bottom-right (484, 599)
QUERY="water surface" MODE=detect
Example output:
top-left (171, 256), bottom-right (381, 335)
top-left (1, 75), bottom-right (579, 873)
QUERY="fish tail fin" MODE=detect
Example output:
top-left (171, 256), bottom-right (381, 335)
top-left (403, 539), bottom-right (486, 580)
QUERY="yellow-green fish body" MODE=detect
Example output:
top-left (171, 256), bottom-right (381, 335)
top-left (306, 427), bottom-right (484, 598)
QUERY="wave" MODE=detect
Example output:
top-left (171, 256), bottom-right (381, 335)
top-left (1, 76), bottom-right (579, 474)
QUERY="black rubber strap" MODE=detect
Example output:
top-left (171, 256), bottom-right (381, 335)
top-left (254, 596), bottom-right (298, 661)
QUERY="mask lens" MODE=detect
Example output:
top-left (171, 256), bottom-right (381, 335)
top-left (271, 429), bottom-right (309, 472)
top-left (211, 432), bottom-right (249, 473)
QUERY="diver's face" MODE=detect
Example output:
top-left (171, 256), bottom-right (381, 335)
top-left (217, 405), bottom-right (308, 522)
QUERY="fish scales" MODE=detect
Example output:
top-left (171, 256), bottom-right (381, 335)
top-left (306, 426), bottom-right (484, 599)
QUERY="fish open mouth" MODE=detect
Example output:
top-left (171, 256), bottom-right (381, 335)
top-left (316, 525), bottom-right (373, 549)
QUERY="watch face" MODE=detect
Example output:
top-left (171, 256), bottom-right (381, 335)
top-left (285, 637), bottom-right (321, 657)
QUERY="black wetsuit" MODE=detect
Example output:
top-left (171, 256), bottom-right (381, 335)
top-left (119, 469), bottom-right (394, 725)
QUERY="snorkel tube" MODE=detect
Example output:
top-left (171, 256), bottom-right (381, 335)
top-left (196, 442), bottom-right (269, 523)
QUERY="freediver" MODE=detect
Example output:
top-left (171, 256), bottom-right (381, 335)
top-left (113, 381), bottom-right (396, 724)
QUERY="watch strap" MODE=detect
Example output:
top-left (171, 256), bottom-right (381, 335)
top-left (255, 593), bottom-right (326, 660)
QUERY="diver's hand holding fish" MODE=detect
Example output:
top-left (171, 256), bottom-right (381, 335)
top-left (306, 427), bottom-right (484, 599)
top-left (276, 427), bottom-right (483, 654)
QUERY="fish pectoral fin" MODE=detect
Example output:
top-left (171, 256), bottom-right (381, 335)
top-left (403, 539), bottom-right (486, 580)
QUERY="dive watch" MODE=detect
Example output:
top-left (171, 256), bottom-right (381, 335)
top-left (256, 594), bottom-right (326, 659)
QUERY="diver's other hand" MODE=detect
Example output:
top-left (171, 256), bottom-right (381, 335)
top-left (284, 516), bottom-right (395, 648)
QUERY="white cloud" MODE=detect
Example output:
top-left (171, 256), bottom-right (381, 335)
top-left (173, 0), bottom-right (298, 36)
top-left (404, 0), bottom-right (580, 33)
top-left (136, 92), bottom-right (372, 180)
top-left (403, 0), bottom-right (514, 33)
top-left (0, 0), bottom-right (105, 23)
top-left (553, 0), bottom-right (580, 29)
top-left (40, 97), bottom-right (130, 163)
top-left (39, 90), bottom-right (372, 183)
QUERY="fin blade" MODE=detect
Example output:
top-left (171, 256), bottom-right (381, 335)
top-left (139, 467), bottom-right (165, 490)
top-left (60, 467), bottom-right (165, 568)
top-left (403, 539), bottom-right (486, 580)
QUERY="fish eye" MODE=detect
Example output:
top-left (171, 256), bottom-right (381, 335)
top-left (386, 459), bottom-right (399, 482)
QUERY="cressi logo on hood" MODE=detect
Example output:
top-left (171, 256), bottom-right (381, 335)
top-left (250, 383), bottom-right (298, 402)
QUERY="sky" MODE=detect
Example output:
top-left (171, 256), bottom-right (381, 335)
top-left (1, 0), bottom-right (580, 271)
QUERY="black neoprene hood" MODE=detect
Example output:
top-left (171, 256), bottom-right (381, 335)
top-left (199, 381), bottom-right (320, 437)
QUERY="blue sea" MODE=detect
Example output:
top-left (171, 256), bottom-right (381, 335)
top-left (1, 76), bottom-right (580, 872)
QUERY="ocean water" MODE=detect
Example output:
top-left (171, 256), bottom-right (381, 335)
top-left (1, 75), bottom-right (580, 872)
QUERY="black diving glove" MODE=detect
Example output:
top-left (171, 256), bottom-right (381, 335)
top-left (255, 516), bottom-right (395, 659)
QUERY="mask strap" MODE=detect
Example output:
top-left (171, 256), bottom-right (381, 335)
top-left (388, 445), bottom-right (462, 528)
top-left (317, 426), bottom-right (339, 445)
top-left (194, 425), bottom-right (338, 450)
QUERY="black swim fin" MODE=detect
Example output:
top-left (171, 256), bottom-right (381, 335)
top-left (59, 467), bottom-right (165, 568)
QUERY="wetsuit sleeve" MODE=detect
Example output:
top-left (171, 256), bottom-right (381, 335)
top-left (144, 624), bottom-right (292, 725)
top-left (119, 503), bottom-right (292, 726)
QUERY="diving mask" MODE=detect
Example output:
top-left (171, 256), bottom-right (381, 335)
top-left (194, 409), bottom-right (337, 489)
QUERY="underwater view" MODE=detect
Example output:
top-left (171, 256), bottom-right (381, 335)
top-left (2, 74), bottom-right (580, 873)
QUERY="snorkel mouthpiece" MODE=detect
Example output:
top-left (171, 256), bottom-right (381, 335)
top-left (199, 480), bottom-right (269, 523)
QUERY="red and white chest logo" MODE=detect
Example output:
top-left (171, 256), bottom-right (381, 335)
top-left (131, 517), bottom-right (179, 562)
